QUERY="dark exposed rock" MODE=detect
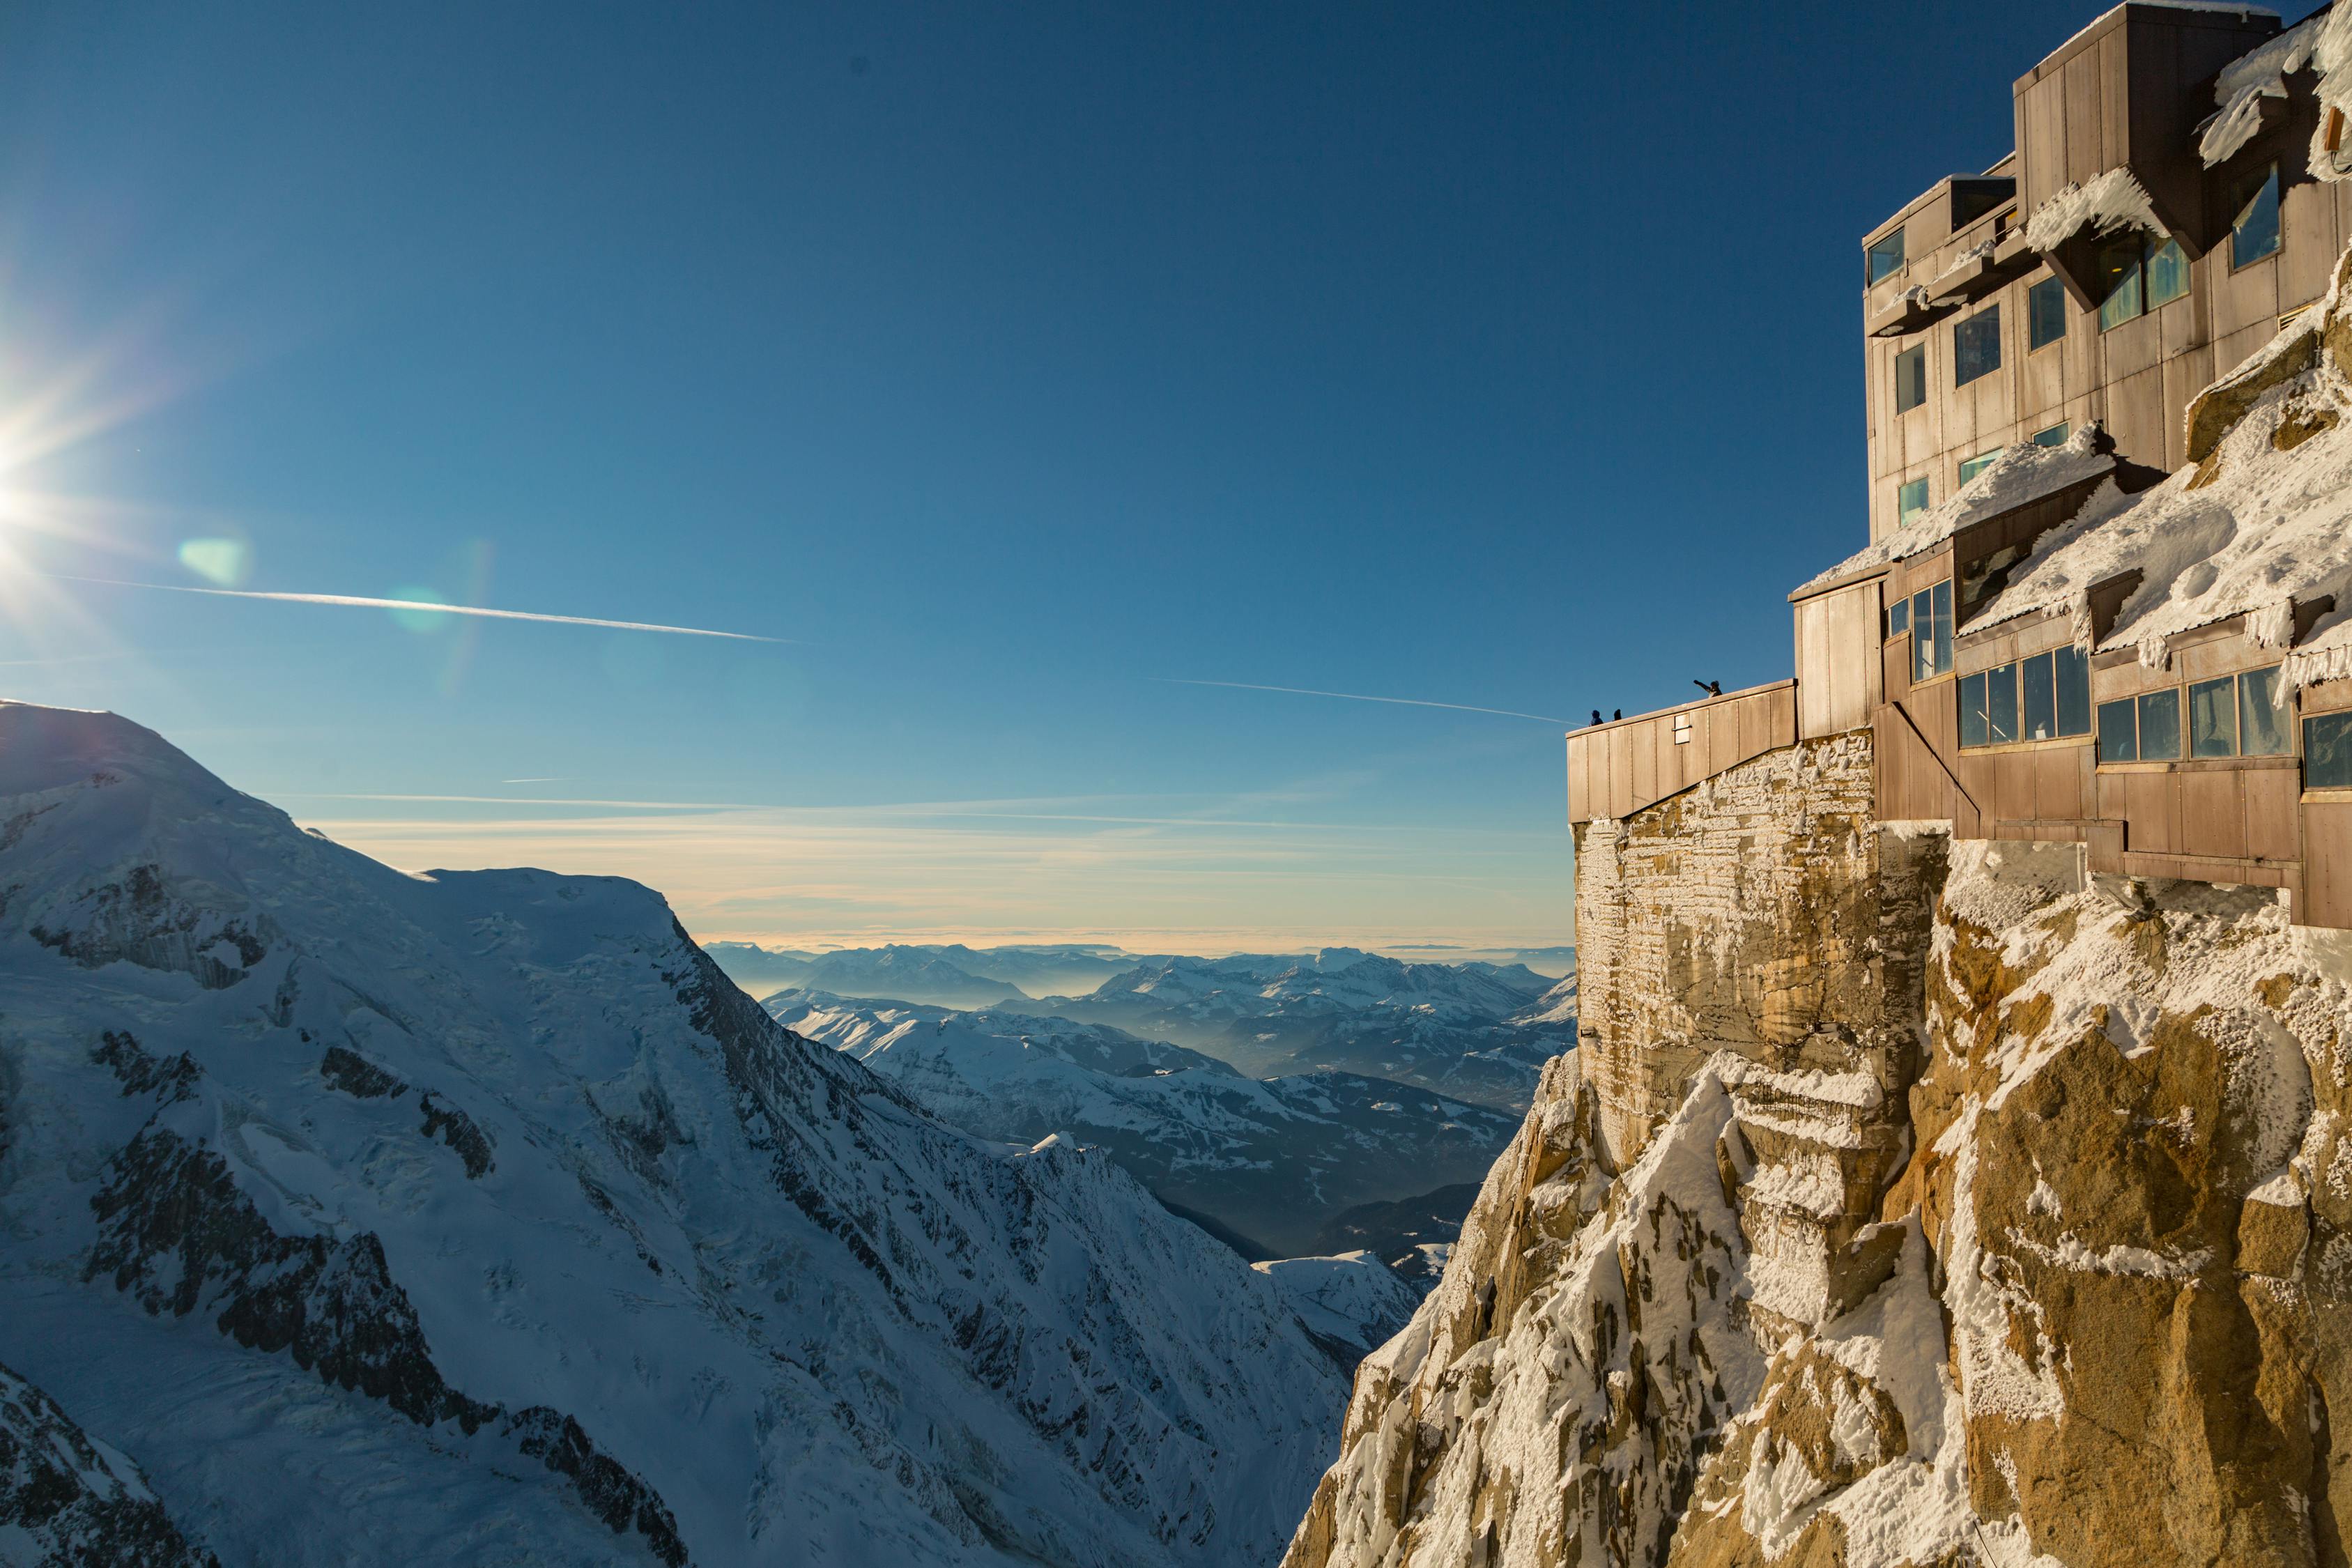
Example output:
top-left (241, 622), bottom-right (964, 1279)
top-left (84, 1125), bottom-right (681, 1563)
top-left (417, 1092), bottom-right (494, 1179)
top-left (0, 1357), bottom-right (219, 1568)
top-left (91, 1032), bottom-right (200, 1104)
top-left (318, 1045), bottom-right (407, 1100)
top-left (31, 863), bottom-right (267, 990)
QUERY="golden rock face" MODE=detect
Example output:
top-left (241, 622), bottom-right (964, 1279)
top-left (1286, 740), bottom-right (2352, 1568)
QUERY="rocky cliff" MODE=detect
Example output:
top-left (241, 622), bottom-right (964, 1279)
top-left (1284, 764), bottom-right (2352, 1565)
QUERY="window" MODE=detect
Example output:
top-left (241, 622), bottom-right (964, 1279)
top-left (1887, 597), bottom-right (1910, 639)
top-left (1897, 475), bottom-right (1929, 523)
top-left (1958, 449), bottom-right (2001, 486)
top-left (2032, 422), bottom-right (2070, 447)
top-left (2147, 237), bottom-right (2189, 307)
top-left (1868, 229), bottom-right (1906, 284)
top-left (2100, 697), bottom-right (2138, 762)
top-left (2022, 652), bottom-right (2056, 741)
top-left (1986, 661), bottom-right (2019, 744)
top-left (1910, 581), bottom-right (1952, 682)
top-left (1959, 671), bottom-right (1990, 747)
top-left (2097, 231), bottom-right (2146, 330)
top-left (2054, 645), bottom-right (2091, 737)
top-left (2309, 712), bottom-right (2352, 789)
top-left (2028, 276), bottom-right (2068, 351)
top-left (2137, 689), bottom-right (2183, 760)
top-left (1954, 306), bottom-right (2001, 387)
top-left (2190, 676), bottom-right (2238, 758)
top-left (2234, 163), bottom-right (2282, 268)
top-left (1895, 345), bottom-right (1927, 413)
top-left (1672, 713), bottom-right (1692, 745)
top-left (2242, 667), bottom-right (2289, 756)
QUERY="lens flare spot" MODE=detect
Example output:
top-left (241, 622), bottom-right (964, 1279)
top-left (177, 537), bottom-right (251, 587)
top-left (386, 585), bottom-right (452, 634)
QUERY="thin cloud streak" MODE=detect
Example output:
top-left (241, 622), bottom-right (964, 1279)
top-left (1156, 677), bottom-right (1571, 726)
top-left (49, 576), bottom-right (785, 642)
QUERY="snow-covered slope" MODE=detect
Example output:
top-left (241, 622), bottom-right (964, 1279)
top-left (1033, 951), bottom-right (1567, 1111)
top-left (767, 992), bottom-right (1519, 1256)
top-left (0, 702), bottom-right (1352, 1568)
top-left (0, 1360), bottom-right (217, 1567)
top-left (1250, 1254), bottom-right (1421, 1366)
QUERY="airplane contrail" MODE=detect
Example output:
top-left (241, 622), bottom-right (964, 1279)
top-left (1155, 677), bottom-right (1572, 725)
top-left (51, 576), bottom-right (785, 642)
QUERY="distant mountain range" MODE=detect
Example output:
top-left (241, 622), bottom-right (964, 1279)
top-left (702, 941), bottom-right (1149, 1008)
top-left (767, 992), bottom-right (1520, 1256)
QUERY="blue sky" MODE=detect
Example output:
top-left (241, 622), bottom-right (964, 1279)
top-left (0, 1), bottom-right (2226, 952)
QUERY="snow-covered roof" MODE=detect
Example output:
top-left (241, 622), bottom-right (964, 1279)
top-left (1794, 428), bottom-right (2116, 597)
top-left (2023, 168), bottom-right (2167, 252)
top-left (1965, 253), bottom-right (2352, 684)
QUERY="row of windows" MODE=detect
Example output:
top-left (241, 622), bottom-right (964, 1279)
top-left (2096, 667), bottom-right (2289, 762)
top-left (1890, 164), bottom-right (2288, 418)
top-left (1959, 647), bottom-right (2093, 746)
top-left (1893, 422), bottom-right (2068, 525)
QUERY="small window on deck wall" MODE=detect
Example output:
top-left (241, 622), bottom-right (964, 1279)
top-left (1958, 648), bottom-right (2089, 748)
top-left (2310, 712), bottom-right (2352, 789)
top-left (1907, 582), bottom-right (1952, 682)
top-left (2097, 233), bottom-right (2188, 331)
top-left (2032, 422), bottom-right (2070, 447)
top-left (1958, 449), bottom-right (2001, 486)
top-left (2100, 690), bottom-right (2182, 762)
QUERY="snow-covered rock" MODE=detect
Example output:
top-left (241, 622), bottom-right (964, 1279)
top-left (767, 992), bottom-right (1520, 1256)
top-left (0, 702), bottom-right (1351, 1568)
top-left (0, 1359), bottom-right (217, 1567)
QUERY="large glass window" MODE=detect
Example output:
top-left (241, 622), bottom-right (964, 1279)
top-left (1868, 228), bottom-right (1906, 284)
top-left (2146, 238), bottom-right (2190, 307)
top-left (1898, 475), bottom-right (1929, 523)
top-left (1959, 671), bottom-right (1989, 747)
top-left (1910, 581), bottom-right (1952, 682)
top-left (2138, 689), bottom-right (2183, 760)
top-left (2032, 422), bottom-right (2070, 447)
top-left (2098, 232), bottom-right (2146, 331)
top-left (1895, 345), bottom-right (1927, 413)
top-left (2028, 276), bottom-right (2068, 351)
top-left (2099, 698), bottom-right (2138, 762)
top-left (1986, 661), bottom-right (2020, 743)
top-left (2309, 712), bottom-right (2352, 788)
top-left (2190, 676), bottom-right (2238, 758)
top-left (1954, 306), bottom-right (2001, 387)
top-left (2234, 164), bottom-right (2282, 268)
top-left (1958, 449), bottom-right (2001, 486)
top-left (2022, 652), bottom-right (2056, 741)
top-left (2055, 645), bottom-right (2091, 736)
top-left (2243, 666), bottom-right (2289, 756)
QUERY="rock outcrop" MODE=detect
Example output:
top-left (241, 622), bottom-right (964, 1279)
top-left (1285, 771), bottom-right (2352, 1565)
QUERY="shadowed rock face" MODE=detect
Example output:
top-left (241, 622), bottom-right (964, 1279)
top-left (0, 1359), bottom-right (219, 1568)
top-left (1284, 757), bottom-right (2352, 1566)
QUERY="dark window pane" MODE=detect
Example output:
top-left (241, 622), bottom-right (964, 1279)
top-left (2028, 276), bottom-right (2068, 351)
top-left (2098, 232), bottom-right (2145, 331)
top-left (2054, 645), bottom-right (2091, 736)
top-left (1868, 229), bottom-right (1905, 284)
top-left (2309, 712), bottom-right (2352, 788)
top-left (1930, 583), bottom-right (1953, 675)
top-left (1913, 592), bottom-right (1934, 683)
top-left (1986, 663), bottom-right (2019, 744)
top-left (1960, 672), bottom-right (1990, 747)
top-left (2022, 652), bottom-right (2056, 741)
top-left (2138, 689), bottom-right (2183, 760)
top-left (2099, 698), bottom-right (2139, 762)
top-left (1895, 346), bottom-right (1927, 413)
top-left (2147, 237), bottom-right (2190, 307)
top-left (2241, 666), bottom-right (2288, 756)
top-left (1887, 598), bottom-right (1910, 639)
top-left (2032, 422), bottom-right (2070, 447)
top-left (1958, 449), bottom-right (2000, 486)
top-left (1898, 476), bottom-right (1929, 522)
top-left (1954, 307), bottom-right (2002, 387)
top-left (2234, 164), bottom-right (2282, 268)
top-left (2190, 676), bottom-right (2237, 757)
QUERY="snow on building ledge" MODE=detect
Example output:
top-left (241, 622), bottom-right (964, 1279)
top-left (1793, 428), bottom-right (2116, 599)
